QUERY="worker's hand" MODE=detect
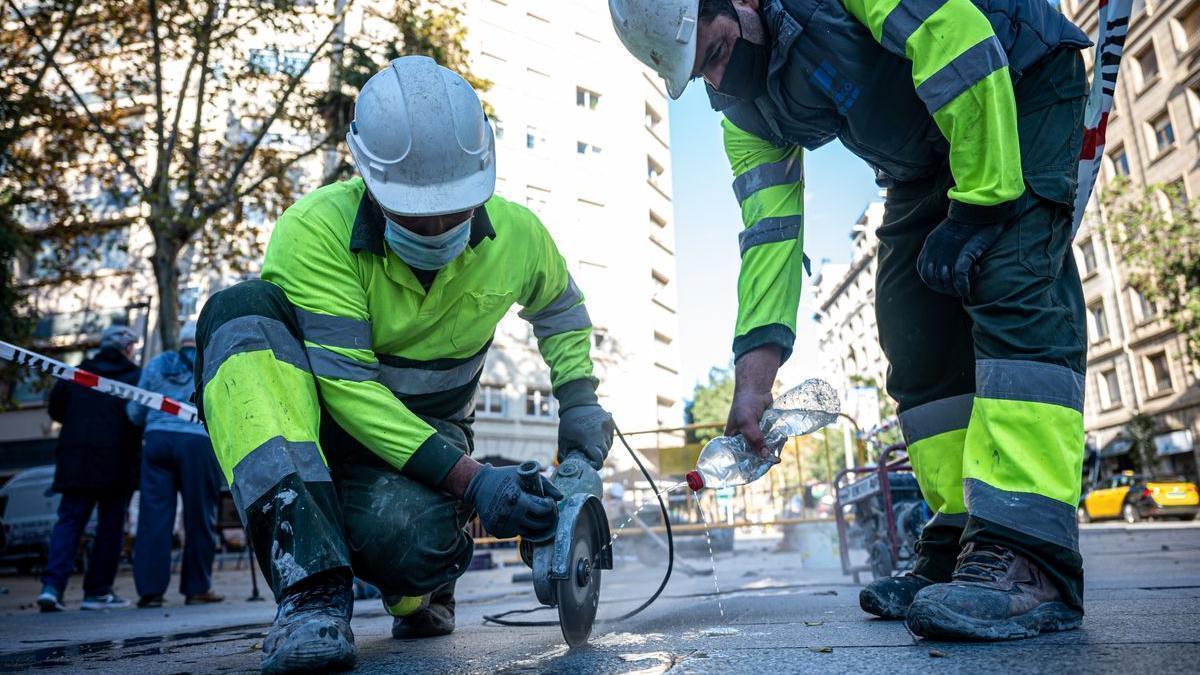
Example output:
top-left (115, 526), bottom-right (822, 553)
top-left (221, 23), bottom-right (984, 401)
top-left (725, 345), bottom-right (782, 457)
top-left (557, 404), bottom-right (614, 470)
top-left (464, 464), bottom-right (563, 539)
top-left (917, 218), bottom-right (1006, 297)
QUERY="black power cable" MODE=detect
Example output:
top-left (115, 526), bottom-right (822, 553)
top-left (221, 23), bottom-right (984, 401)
top-left (481, 422), bottom-right (675, 627)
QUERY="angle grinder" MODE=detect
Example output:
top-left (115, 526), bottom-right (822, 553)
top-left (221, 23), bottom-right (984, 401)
top-left (517, 454), bottom-right (613, 648)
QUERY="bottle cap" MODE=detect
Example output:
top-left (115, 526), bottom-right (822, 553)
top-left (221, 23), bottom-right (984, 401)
top-left (685, 470), bottom-right (704, 491)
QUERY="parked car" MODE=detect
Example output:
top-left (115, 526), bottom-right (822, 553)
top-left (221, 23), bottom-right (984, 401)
top-left (1078, 471), bottom-right (1200, 524)
top-left (0, 466), bottom-right (96, 574)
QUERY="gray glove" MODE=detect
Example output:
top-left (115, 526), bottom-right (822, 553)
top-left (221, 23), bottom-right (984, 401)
top-left (558, 404), bottom-right (614, 470)
top-left (464, 464), bottom-right (562, 539)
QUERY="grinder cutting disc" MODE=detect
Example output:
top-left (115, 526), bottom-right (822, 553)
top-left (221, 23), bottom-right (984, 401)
top-left (555, 505), bottom-right (602, 647)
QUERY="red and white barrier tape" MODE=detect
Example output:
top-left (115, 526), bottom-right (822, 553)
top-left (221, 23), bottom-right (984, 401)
top-left (1073, 0), bottom-right (1133, 236)
top-left (0, 340), bottom-right (199, 424)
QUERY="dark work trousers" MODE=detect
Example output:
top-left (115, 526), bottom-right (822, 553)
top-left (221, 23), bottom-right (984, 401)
top-left (876, 48), bottom-right (1089, 609)
top-left (41, 491), bottom-right (131, 597)
top-left (133, 431), bottom-right (223, 598)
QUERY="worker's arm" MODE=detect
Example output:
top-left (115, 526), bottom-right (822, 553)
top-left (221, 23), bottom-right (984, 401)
top-left (841, 0), bottom-right (1023, 220)
top-left (261, 208), bottom-right (462, 488)
top-left (723, 117), bottom-right (806, 365)
top-left (511, 202), bottom-right (598, 411)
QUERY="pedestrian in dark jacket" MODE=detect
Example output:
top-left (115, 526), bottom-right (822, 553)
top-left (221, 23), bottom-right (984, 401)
top-left (38, 325), bottom-right (142, 612)
top-left (127, 321), bottom-right (225, 608)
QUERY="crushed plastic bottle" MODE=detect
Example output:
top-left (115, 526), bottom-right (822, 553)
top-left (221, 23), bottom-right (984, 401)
top-left (686, 378), bottom-right (840, 491)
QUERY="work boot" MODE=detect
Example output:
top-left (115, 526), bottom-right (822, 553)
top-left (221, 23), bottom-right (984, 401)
top-left (261, 571), bottom-right (356, 674)
top-left (391, 580), bottom-right (456, 639)
top-left (906, 543), bottom-right (1083, 640)
top-left (859, 572), bottom-right (938, 619)
top-left (137, 594), bottom-right (164, 608)
top-left (185, 589), bottom-right (225, 605)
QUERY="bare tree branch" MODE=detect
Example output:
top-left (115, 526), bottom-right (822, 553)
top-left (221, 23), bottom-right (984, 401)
top-left (148, 0), bottom-right (167, 200)
top-left (180, 0), bottom-right (218, 227)
top-left (207, 0), bottom-right (356, 212)
top-left (205, 129), bottom-right (339, 218)
top-left (4, 0), bottom-right (149, 194)
top-left (16, 0), bottom-right (82, 111)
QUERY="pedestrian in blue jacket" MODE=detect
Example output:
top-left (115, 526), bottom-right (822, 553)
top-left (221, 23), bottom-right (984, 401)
top-left (127, 320), bottom-right (225, 608)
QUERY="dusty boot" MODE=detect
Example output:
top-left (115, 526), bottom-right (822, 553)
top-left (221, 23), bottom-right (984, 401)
top-left (391, 580), bottom-right (456, 639)
top-left (859, 572), bottom-right (939, 619)
top-left (261, 571), bottom-right (356, 674)
top-left (906, 543), bottom-right (1083, 640)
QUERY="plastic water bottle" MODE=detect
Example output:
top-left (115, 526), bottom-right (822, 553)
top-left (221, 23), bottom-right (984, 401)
top-left (686, 378), bottom-right (840, 491)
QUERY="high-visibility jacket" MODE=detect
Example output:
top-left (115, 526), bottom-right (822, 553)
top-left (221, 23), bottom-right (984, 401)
top-left (715, 0), bottom-right (1088, 361)
top-left (258, 177), bottom-right (596, 481)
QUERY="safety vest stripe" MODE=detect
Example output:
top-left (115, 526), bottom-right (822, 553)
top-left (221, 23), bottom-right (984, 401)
top-left (307, 346), bottom-right (380, 382)
top-left (519, 276), bottom-right (592, 340)
top-left (898, 392), bottom-right (974, 445)
top-left (230, 436), bottom-right (330, 514)
top-left (916, 36), bottom-right (1008, 113)
top-left (926, 511), bottom-right (968, 530)
top-left (202, 315), bottom-right (309, 387)
top-left (294, 307), bottom-right (372, 350)
top-left (738, 215), bottom-right (803, 257)
top-left (732, 158), bottom-right (803, 205)
top-left (976, 358), bottom-right (1085, 412)
top-left (378, 350), bottom-right (487, 397)
top-left (880, 0), bottom-right (947, 55)
top-left (964, 478), bottom-right (1079, 552)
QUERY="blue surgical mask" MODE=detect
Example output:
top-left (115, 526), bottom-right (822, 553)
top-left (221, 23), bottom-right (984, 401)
top-left (383, 216), bottom-right (472, 270)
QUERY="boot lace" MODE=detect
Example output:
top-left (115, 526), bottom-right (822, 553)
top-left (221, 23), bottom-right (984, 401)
top-left (953, 544), bottom-right (1014, 583)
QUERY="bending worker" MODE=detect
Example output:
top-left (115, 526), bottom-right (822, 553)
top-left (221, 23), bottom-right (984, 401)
top-left (195, 56), bottom-right (613, 673)
top-left (612, 0), bottom-right (1090, 640)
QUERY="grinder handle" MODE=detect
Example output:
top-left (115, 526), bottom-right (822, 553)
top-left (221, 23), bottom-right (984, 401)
top-left (517, 460), bottom-right (544, 497)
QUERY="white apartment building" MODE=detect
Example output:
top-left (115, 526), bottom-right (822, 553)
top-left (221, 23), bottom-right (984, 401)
top-left (1064, 0), bottom-right (1200, 482)
top-left (1, 0), bottom-right (683, 475)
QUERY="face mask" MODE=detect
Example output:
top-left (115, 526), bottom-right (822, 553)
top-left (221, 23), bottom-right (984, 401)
top-left (714, 12), bottom-right (770, 100)
top-left (384, 216), bottom-right (472, 270)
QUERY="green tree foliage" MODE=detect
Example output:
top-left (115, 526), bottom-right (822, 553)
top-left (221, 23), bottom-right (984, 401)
top-left (684, 366), bottom-right (735, 444)
top-left (1101, 176), bottom-right (1200, 364)
top-left (1125, 411), bottom-right (1158, 478)
top-left (2, 0), bottom-right (487, 351)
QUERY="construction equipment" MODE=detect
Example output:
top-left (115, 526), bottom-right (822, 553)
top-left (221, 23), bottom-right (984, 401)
top-left (834, 443), bottom-right (928, 584)
top-left (517, 453), bottom-right (612, 648)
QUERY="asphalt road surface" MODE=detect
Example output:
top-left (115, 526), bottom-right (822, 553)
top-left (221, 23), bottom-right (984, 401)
top-left (1, 521), bottom-right (1197, 674)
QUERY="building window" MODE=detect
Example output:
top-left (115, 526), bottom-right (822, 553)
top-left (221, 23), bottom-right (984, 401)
top-left (576, 141), bottom-right (602, 156)
top-left (476, 384), bottom-right (506, 416)
top-left (1148, 111), bottom-right (1175, 156)
top-left (654, 330), bottom-right (673, 346)
top-left (647, 156), bottom-right (664, 185)
top-left (1079, 238), bottom-right (1098, 274)
top-left (592, 328), bottom-right (609, 350)
top-left (525, 185), bottom-right (549, 212)
top-left (1131, 287), bottom-right (1158, 322)
top-left (1173, 1), bottom-right (1200, 53)
top-left (1099, 368), bottom-right (1122, 409)
top-left (650, 210), bottom-right (667, 230)
top-left (1134, 43), bottom-right (1159, 89)
top-left (1088, 301), bottom-right (1109, 342)
top-left (490, 115), bottom-right (505, 141)
top-left (576, 87), bottom-right (600, 110)
top-left (1145, 352), bottom-right (1173, 394)
top-left (525, 387), bottom-right (553, 417)
top-left (644, 103), bottom-right (663, 134)
top-left (651, 269), bottom-right (669, 294)
top-left (526, 125), bottom-right (543, 150)
top-left (1187, 83), bottom-right (1200, 130)
top-left (1110, 147), bottom-right (1130, 177)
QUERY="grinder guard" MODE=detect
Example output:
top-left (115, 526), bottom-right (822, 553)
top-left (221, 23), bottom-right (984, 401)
top-left (531, 493), bottom-right (613, 606)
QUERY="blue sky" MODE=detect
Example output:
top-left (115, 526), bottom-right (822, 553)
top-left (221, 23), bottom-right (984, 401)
top-left (667, 83), bottom-right (880, 396)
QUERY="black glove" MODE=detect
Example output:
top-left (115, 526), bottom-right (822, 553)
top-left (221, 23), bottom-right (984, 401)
top-left (916, 218), bottom-right (1007, 297)
top-left (557, 404), bottom-right (614, 470)
top-left (464, 464), bottom-right (563, 539)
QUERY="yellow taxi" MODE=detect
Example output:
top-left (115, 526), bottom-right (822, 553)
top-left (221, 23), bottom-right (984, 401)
top-left (1078, 471), bottom-right (1200, 523)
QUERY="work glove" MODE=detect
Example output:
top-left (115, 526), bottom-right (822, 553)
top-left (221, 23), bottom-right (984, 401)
top-left (916, 217), bottom-right (1007, 297)
top-left (557, 404), bottom-right (615, 470)
top-left (464, 464), bottom-right (563, 540)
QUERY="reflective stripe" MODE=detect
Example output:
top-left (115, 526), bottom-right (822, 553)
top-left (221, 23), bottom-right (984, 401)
top-left (738, 215), bottom-right (803, 257)
top-left (294, 307), bottom-right (372, 350)
top-left (732, 158), bottom-right (802, 204)
top-left (926, 511), bottom-right (968, 530)
top-left (230, 436), bottom-right (329, 514)
top-left (307, 346), bottom-right (379, 382)
top-left (378, 351), bottom-right (487, 397)
top-left (976, 359), bottom-right (1085, 412)
top-left (963, 478), bottom-right (1079, 552)
top-left (880, 0), bottom-right (949, 55)
top-left (203, 315), bottom-right (308, 386)
top-left (899, 393), bottom-right (974, 445)
top-left (519, 276), bottom-right (592, 340)
top-left (916, 36), bottom-right (1008, 113)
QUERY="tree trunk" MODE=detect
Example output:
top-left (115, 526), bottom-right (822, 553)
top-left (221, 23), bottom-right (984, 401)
top-left (151, 232), bottom-right (182, 353)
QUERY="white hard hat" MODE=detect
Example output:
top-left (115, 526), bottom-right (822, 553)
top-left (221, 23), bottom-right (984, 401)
top-left (609, 0), bottom-right (699, 100)
top-left (346, 56), bottom-right (496, 216)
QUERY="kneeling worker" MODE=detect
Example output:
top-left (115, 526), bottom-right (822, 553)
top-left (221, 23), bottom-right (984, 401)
top-left (195, 56), bottom-right (614, 673)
